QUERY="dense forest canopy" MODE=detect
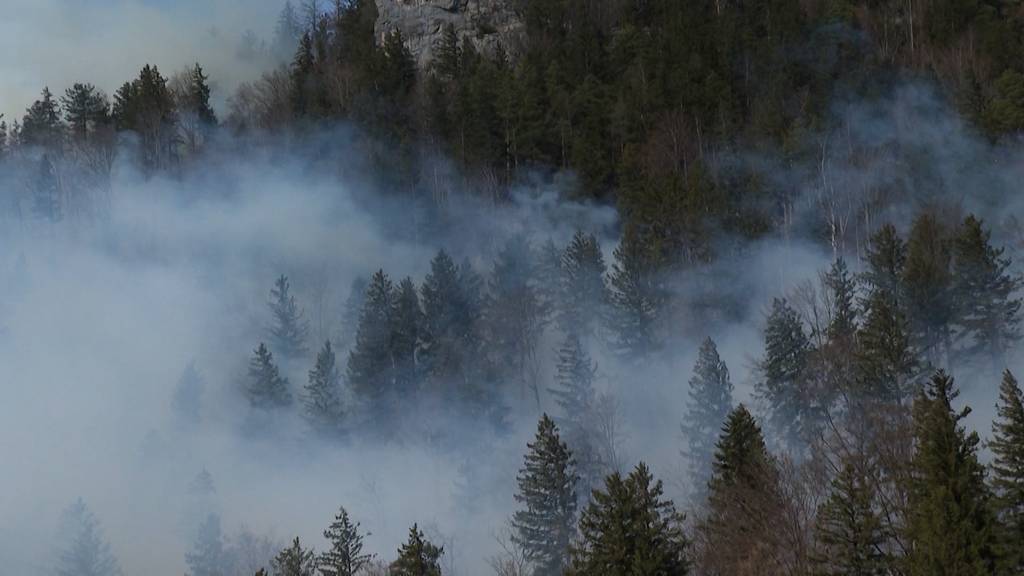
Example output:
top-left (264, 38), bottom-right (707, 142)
top-left (3, 0), bottom-right (1024, 575)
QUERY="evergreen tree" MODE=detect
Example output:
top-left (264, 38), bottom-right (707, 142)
top-left (990, 369), bottom-right (1024, 573)
top-left (183, 63), bottom-right (217, 127)
top-left (856, 290), bottom-right (918, 406)
top-left (757, 298), bottom-right (816, 447)
top-left (608, 232), bottom-right (660, 357)
top-left (246, 342), bottom-right (293, 409)
top-left (420, 250), bottom-right (477, 397)
top-left (304, 340), bottom-right (345, 437)
top-left (274, 1), bottom-right (303, 57)
top-left (112, 64), bottom-right (178, 173)
top-left (903, 370), bottom-right (995, 576)
top-left (0, 119), bottom-right (8, 161)
top-left (32, 154), bottom-right (61, 222)
top-left (347, 270), bottom-right (397, 424)
top-left (951, 215), bottom-right (1022, 363)
top-left (61, 83), bottom-right (109, 142)
top-left (681, 337), bottom-right (733, 491)
top-left (339, 276), bottom-right (367, 352)
top-left (391, 277), bottom-right (422, 396)
top-left (186, 513), bottom-right (228, 576)
top-left (269, 275), bottom-right (310, 359)
top-left (173, 362), bottom-right (205, 425)
top-left (290, 32), bottom-right (317, 118)
top-left (825, 257), bottom-right (858, 342)
top-left (548, 333), bottom-right (605, 499)
top-left (21, 87), bottom-right (63, 151)
top-left (567, 463), bottom-right (690, 576)
top-left (862, 224), bottom-right (907, 308)
top-left (319, 506), bottom-right (373, 576)
top-left (814, 460), bottom-right (889, 575)
top-left (512, 414), bottom-right (578, 576)
top-left (55, 498), bottom-right (122, 576)
top-left (558, 230), bottom-right (608, 340)
top-left (903, 212), bottom-right (954, 363)
top-left (272, 538), bottom-right (316, 576)
top-left (390, 524), bottom-right (443, 576)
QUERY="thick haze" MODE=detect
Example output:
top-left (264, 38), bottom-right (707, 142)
top-left (3, 4), bottom-right (1024, 576)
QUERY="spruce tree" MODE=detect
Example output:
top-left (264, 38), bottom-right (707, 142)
top-left (338, 276), bottom-right (367, 352)
top-left (269, 275), bottom-right (310, 360)
top-left (567, 463), bottom-right (690, 576)
top-left (903, 212), bottom-right (954, 363)
top-left (814, 460), bottom-right (889, 575)
top-left (903, 370), bottom-right (995, 576)
top-left (319, 506), bottom-right (373, 576)
top-left (61, 83), bottom-right (109, 142)
top-left (55, 498), bottom-right (122, 576)
top-left (390, 524), bottom-right (443, 576)
top-left (951, 215), bottom-right (1022, 364)
top-left (558, 230), bottom-right (608, 340)
top-left (304, 340), bottom-right (344, 437)
top-left (862, 224), bottom-right (906, 306)
top-left (856, 290), bottom-right (918, 406)
top-left (681, 337), bottom-right (733, 491)
top-left (990, 369), bottom-right (1024, 573)
top-left (272, 538), bottom-right (316, 576)
top-left (420, 250), bottom-right (467, 389)
top-left (290, 32), bottom-right (317, 118)
top-left (824, 257), bottom-right (858, 342)
top-left (347, 270), bottom-right (396, 423)
top-left (21, 87), bottom-right (63, 151)
top-left (757, 298), bottom-right (816, 447)
top-left (608, 232), bottom-right (659, 357)
top-left (247, 343), bottom-right (293, 409)
top-left (186, 513), bottom-right (228, 576)
top-left (512, 414), bottom-right (578, 576)
top-left (391, 277), bottom-right (422, 396)
top-left (548, 333), bottom-right (605, 499)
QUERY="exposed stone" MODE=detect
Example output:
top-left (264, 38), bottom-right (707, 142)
top-left (374, 0), bottom-right (523, 68)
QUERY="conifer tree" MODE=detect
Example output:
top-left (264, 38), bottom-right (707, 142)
top-left (21, 87), bottom-right (63, 151)
top-left (55, 498), bottom-right (122, 576)
top-left (548, 333), bottom-right (605, 498)
top-left (272, 538), bottom-right (316, 576)
top-left (512, 414), bottom-right (578, 576)
top-left (61, 83), bottom-right (109, 142)
top-left (304, 340), bottom-right (344, 437)
top-left (290, 32), bottom-right (317, 118)
top-left (0, 118), bottom-right (8, 161)
top-left (856, 290), bottom-right (918, 406)
top-left (862, 224), bottom-right (906, 306)
top-left (990, 369), bottom-right (1024, 573)
top-left (33, 154), bottom-right (61, 222)
top-left (567, 463), bottom-right (690, 576)
top-left (391, 277), bottom-right (422, 396)
top-left (112, 64), bottom-right (178, 172)
top-left (757, 298), bottom-right (817, 447)
top-left (274, 1), bottom-right (303, 56)
top-left (347, 270), bottom-right (396, 422)
top-left (681, 337), bottom-right (733, 490)
top-left (903, 370), bottom-right (995, 576)
top-left (186, 513), bottom-right (228, 576)
top-left (420, 250), bottom-right (472, 391)
top-left (269, 275), bottom-right (310, 359)
top-left (173, 362), bottom-right (206, 425)
top-left (558, 230), bottom-right (608, 340)
top-left (339, 276), bottom-right (367, 352)
top-left (951, 215), bottom-right (1022, 363)
top-left (824, 257), bottom-right (858, 342)
top-left (903, 213), bottom-right (954, 363)
top-left (814, 460), bottom-right (889, 575)
top-left (608, 232), bottom-right (660, 357)
top-left (390, 524), bottom-right (443, 576)
top-left (247, 343), bottom-right (293, 409)
top-left (319, 506), bottom-right (373, 576)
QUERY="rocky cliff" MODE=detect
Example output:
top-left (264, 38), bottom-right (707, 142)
top-left (374, 0), bottom-right (523, 67)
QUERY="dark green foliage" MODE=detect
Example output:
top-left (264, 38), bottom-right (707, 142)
top-left (608, 232), bottom-right (661, 358)
top-left (272, 538), bottom-right (316, 576)
top-left (814, 460), bottom-right (890, 575)
top-left (268, 275), bottom-right (310, 359)
top-left (548, 333), bottom-right (605, 496)
top-left (186, 513), bottom-right (228, 576)
top-left (825, 257), bottom-right (858, 343)
top-left (757, 298), bottom-right (816, 447)
top-left (21, 87), bottom-right (63, 151)
top-left (513, 414), bottom-right (578, 576)
top-left (183, 63), bottom-right (217, 126)
top-left (567, 462), bottom-right (690, 576)
top-left (319, 506), bottom-right (373, 576)
top-left (390, 524), bottom-right (443, 576)
top-left (303, 341), bottom-right (344, 437)
top-left (903, 213), bottom-right (955, 363)
top-left (61, 83), bottom-right (110, 142)
top-left (347, 270), bottom-right (397, 424)
top-left (339, 276), bottom-right (367, 352)
top-left (56, 498), bottom-right (122, 576)
top-left (247, 342), bottom-right (293, 409)
top-left (112, 64), bottom-right (178, 173)
top-left (903, 370), bottom-right (995, 576)
top-left (681, 337), bottom-right (733, 490)
top-left (557, 230), bottom-right (608, 340)
top-left (990, 370), bottom-right (1024, 573)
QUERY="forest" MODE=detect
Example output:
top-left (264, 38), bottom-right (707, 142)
top-left (3, 0), bottom-right (1024, 574)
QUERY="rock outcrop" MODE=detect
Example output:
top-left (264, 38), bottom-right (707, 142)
top-left (374, 0), bottom-right (523, 67)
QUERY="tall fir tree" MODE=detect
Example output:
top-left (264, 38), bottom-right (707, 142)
top-left (567, 462), bottom-right (690, 576)
top-left (548, 333), bottom-right (605, 500)
top-left (347, 270), bottom-right (397, 425)
top-left (824, 257), bottom-right (858, 343)
top-left (757, 298), bottom-right (817, 447)
top-left (558, 230), bottom-right (609, 339)
top-left (813, 459), bottom-right (890, 575)
top-left (903, 370), bottom-right (995, 576)
top-left (304, 340), bottom-right (345, 437)
top-left (512, 414), bottom-right (578, 576)
top-left (269, 275), bottom-right (310, 360)
top-left (272, 538), bottom-right (316, 576)
top-left (339, 276), bottom-right (367, 352)
top-left (903, 212), bottom-right (955, 364)
top-left (55, 499), bottom-right (122, 576)
top-left (319, 506), bottom-right (373, 576)
top-left (391, 277), bottom-right (422, 396)
top-left (61, 83), bottom-right (109, 143)
top-left (247, 342), bottom-right (293, 409)
top-left (21, 86), bottom-right (63, 151)
top-left (990, 369), bottom-right (1024, 574)
top-left (390, 524), bottom-right (443, 576)
top-left (608, 232), bottom-right (660, 357)
top-left (681, 337), bottom-right (734, 492)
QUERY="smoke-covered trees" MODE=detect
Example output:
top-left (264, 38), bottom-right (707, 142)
top-left (55, 499), bottom-right (122, 576)
top-left (247, 343), bottom-right (293, 409)
top-left (567, 463), bottom-right (690, 576)
top-left (303, 340), bottom-right (345, 437)
top-left (557, 230), bottom-right (608, 340)
top-left (903, 213), bottom-right (955, 364)
top-left (903, 371), bottom-right (995, 575)
top-left (112, 64), bottom-right (178, 172)
top-left (990, 370), bottom-right (1024, 573)
top-left (548, 334), bottom-right (607, 497)
top-left (269, 275), bottom-right (310, 360)
top-left (391, 277), bottom-right (422, 397)
top-left (21, 87), bottom-right (63, 151)
top-left (419, 251), bottom-right (476, 396)
top-left (173, 362), bottom-right (206, 425)
top-left (186, 513), bottom-right (229, 576)
top-left (319, 506), bottom-right (373, 576)
top-left (681, 337), bottom-right (733, 489)
top-left (608, 233), bottom-right (660, 358)
top-left (61, 83), bottom-right (110, 143)
top-left (813, 460), bottom-right (890, 575)
top-left (347, 270), bottom-right (397, 425)
top-left (272, 538), bottom-right (316, 576)
top-left (757, 298), bottom-right (815, 447)
top-left (390, 525), bottom-right (443, 576)
top-left (512, 414), bottom-right (578, 576)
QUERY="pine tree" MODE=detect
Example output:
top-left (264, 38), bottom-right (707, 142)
top-left (558, 230), bottom-right (608, 340)
top-left (347, 270), bottom-right (396, 423)
top-left (903, 370), bottom-right (995, 576)
top-left (862, 224), bottom-right (907, 309)
top-left (391, 277), bottom-right (422, 396)
top-left (186, 513), bottom-right (228, 576)
top-left (757, 298), bottom-right (817, 447)
top-left (567, 463), bottom-right (690, 576)
top-left (681, 337), bottom-right (733, 491)
top-left (304, 340), bottom-right (344, 437)
top-left (268, 275), bottom-right (310, 359)
top-left (112, 64), bottom-right (178, 173)
top-left (319, 506), bottom-right (373, 576)
top-left (55, 498), bottom-right (122, 576)
top-left (903, 213), bottom-right (954, 363)
top-left (339, 276), bottom-right (367, 352)
top-left (61, 83), bottom-right (109, 142)
top-left (990, 369), bottom-right (1024, 573)
top-left (951, 215), bottom-right (1022, 364)
top-left (390, 524), bottom-right (443, 576)
top-left (512, 414), bottom-right (578, 576)
top-left (548, 333), bottom-right (604, 499)
top-left (813, 460), bottom-right (889, 575)
top-left (290, 32), bottom-right (317, 118)
top-left (420, 250), bottom-right (468, 389)
top-left (856, 290), bottom-right (918, 406)
top-left (608, 231), bottom-right (660, 357)
top-left (824, 257), bottom-right (858, 342)
top-left (173, 362), bottom-right (205, 425)
top-left (21, 87), bottom-right (63, 151)
top-left (272, 538), bottom-right (316, 576)
top-left (246, 343), bottom-right (293, 409)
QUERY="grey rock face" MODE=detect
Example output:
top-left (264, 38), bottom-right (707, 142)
top-left (375, 0), bottom-right (523, 67)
